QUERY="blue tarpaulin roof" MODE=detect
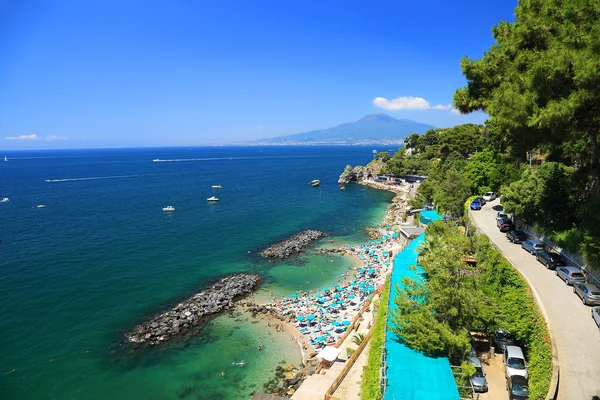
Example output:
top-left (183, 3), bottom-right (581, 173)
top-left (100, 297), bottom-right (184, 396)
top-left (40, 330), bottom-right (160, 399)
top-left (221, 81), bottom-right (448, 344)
top-left (385, 218), bottom-right (459, 400)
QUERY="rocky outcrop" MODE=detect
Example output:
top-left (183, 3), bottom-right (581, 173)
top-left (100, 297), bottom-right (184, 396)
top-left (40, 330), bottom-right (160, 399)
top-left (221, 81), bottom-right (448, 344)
top-left (337, 160), bottom-right (384, 184)
top-left (259, 230), bottom-right (327, 259)
top-left (126, 274), bottom-right (261, 346)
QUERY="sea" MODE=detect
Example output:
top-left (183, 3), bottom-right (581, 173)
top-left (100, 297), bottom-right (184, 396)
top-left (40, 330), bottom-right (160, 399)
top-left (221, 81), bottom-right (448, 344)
top-left (0, 146), bottom-right (396, 400)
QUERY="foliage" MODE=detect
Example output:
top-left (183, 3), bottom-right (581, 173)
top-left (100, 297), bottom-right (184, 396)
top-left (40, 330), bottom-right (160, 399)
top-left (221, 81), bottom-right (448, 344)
top-left (360, 277), bottom-right (391, 400)
top-left (455, 361), bottom-right (476, 398)
top-left (346, 347), bottom-right (356, 357)
top-left (454, 0), bottom-right (600, 269)
top-left (391, 222), bottom-right (552, 398)
top-left (374, 151), bottom-right (390, 162)
top-left (352, 333), bottom-right (366, 346)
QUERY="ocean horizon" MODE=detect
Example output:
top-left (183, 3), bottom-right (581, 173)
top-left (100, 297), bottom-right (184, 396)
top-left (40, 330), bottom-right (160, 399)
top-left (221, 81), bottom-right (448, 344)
top-left (0, 146), bottom-right (396, 399)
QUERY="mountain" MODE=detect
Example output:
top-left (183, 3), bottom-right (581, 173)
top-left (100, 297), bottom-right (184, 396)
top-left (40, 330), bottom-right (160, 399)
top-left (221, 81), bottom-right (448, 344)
top-left (252, 114), bottom-right (435, 145)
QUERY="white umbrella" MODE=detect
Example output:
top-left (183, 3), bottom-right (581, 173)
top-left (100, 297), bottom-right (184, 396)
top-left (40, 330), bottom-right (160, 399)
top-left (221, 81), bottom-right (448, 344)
top-left (316, 346), bottom-right (342, 362)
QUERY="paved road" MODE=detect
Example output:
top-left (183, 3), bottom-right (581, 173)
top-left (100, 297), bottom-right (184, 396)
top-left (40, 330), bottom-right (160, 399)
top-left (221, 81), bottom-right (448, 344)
top-left (471, 199), bottom-right (600, 400)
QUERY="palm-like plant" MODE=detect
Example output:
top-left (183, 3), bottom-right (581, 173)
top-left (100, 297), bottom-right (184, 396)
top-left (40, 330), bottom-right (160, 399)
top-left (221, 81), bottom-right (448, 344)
top-left (351, 333), bottom-right (366, 346)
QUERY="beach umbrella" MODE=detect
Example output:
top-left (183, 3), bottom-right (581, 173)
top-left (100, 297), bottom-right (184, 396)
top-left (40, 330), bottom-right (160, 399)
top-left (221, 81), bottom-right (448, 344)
top-left (315, 294), bottom-right (322, 299)
top-left (307, 315), bottom-right (315, 321)
top-left (316, 335), bottom-right (327, 341)
top-left (332, 321), bottom-right (342, 326)
top-left (323, 288), bottom-right (330, 292)
top-left (368, 268), bottom-right (375, 273)
top-left (332, 283), bottom-right (339, 288)
top-left (290, 293), bottom-right (298, 298)
top-left (297, 316), bottom-right (305, 321)
top-left (347, 295), bottom-right (356, 299)
top-left (333, 293), bottom-right (341, 298)
top-left (341, 320), bottom-right (351, 326)
top-left (358, 269), bottom-right (365, 273)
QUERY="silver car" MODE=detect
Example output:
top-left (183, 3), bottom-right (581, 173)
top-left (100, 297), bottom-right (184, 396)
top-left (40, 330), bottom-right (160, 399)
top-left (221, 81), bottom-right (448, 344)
top-left (573, 283), bottom-right (600, 306)
top-left (556, 266), bottom-right (585, 285)
top-left (592, 307), bottom-right (600, 328)
top-left (468, 356), bottom-right (488, 392)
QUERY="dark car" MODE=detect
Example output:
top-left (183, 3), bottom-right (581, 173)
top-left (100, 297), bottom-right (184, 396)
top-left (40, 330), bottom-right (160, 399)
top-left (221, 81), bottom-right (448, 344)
top-left (470, 199), bottom-right (482, 210)
top-left (477, 197), bottom-right (487, 206)
top-left (506, 230), bottom-right (527, 244)
top-left (494, 329), bottom-right (515, 353)
top-left (497, 217), bottom-right (514, 232)
top-left (507, 375), bottom-right (530, 399)
top-left (536, 251), bottom-right (565, 269)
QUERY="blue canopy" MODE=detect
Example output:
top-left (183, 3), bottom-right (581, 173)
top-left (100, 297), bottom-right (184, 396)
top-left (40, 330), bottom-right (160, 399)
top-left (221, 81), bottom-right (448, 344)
top-left (316, 335), bottom-right (327, 341)
top-left (332, 321), bottom-right (342, 326)
top-left (333, 293), bottom-right (341, 298)
top-left (323, 288), bottom-right (330, 292)
top-left (342, 320), bottom-right (351, 326)
top-left (347, 295), bottom-right (356, 299)
top-left (318, 299), bottom-right (328, 303)
top-left (297, 316), bottom-right (305, 321)
top-left (290, 293), bottom-right (298, 298)
top-left (332, 283), bottom-right (339, 287)
top-left (307, 315), bottom-right (315, 321)
top-left (368, 268), bottom-right (375, 273)
top-left (315, 294), bottom-right (323, 299)
top-left (359, 269), bottom-right (365, 273)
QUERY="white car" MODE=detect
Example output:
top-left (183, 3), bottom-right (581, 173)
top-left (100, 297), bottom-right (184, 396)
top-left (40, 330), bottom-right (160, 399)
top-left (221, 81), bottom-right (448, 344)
top-left (496, 211), bottom-right (507, 221)
top-left (592, 307), bottom-right (600, 328)
top-left (483, 192), bottom-right (497, 201)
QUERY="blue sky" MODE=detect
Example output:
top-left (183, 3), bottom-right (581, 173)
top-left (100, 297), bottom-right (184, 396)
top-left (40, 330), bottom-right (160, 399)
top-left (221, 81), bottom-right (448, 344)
top-left (0, 0), bottom-right (516, 149)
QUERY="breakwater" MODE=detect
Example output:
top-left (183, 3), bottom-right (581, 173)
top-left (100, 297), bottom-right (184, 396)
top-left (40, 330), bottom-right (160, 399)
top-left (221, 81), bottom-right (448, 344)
top-left (126, 274), bottom-right (261, 345)
top-left (259, 230), bottom-right (327, 258)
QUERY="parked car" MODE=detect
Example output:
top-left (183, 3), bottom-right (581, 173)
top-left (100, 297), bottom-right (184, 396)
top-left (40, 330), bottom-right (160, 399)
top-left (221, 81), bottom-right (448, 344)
top-left (555, 266), bottom-right (585, 286)
top-left (470, 199), bottom-right (482, 210)
top-left (477, 196), bottom-right (487, 206)
top-left (468, 356), bottom-right (488, 393)
top-left (536, 251), bottom-right (565, 269)
top-left (592, 307), bottom-right (600, 328)
top-left (506, 230), bottom-right (527, 244)
top-left (521, 240), bottom-right (545, 255)
top-left (503, 345), bottom-right (528, 380)
top-left (494, 329), bottom-right (515, 352)
top-left (507, 375), bottom-right (530, 400)
top-left (573, 283), bottom-right (600, 306)
top-left (483, 191), bottom-right (497, 201)
top-left (497, 217), bottom-right (514, 232)
top-left (496, 211), bottom-right (507, 221)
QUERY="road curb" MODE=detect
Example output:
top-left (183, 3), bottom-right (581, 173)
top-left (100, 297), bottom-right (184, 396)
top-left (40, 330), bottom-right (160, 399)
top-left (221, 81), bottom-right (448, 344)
top-left (468, 210), bottom-right (559, 400)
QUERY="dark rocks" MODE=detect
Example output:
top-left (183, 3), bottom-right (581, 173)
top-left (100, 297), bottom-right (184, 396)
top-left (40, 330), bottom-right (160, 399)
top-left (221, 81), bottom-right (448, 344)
top-left (126, 274), bottom-right (261, 346)
top-left (337, 160), bottom-right (384, 184)
top-left (259, 230), bottom-right (327, 259)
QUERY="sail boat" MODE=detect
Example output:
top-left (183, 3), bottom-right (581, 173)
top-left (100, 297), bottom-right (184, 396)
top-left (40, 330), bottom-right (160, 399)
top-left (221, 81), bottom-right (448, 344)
top-left (4, 156), bottom-right (7, 162)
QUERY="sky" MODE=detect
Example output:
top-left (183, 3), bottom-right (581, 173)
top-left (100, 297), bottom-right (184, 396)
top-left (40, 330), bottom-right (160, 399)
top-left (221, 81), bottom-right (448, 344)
top-left (0, 0), bottom-right (517, 149)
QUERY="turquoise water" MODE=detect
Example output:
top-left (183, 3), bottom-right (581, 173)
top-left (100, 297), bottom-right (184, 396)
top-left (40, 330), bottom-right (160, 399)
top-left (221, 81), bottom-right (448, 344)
top-left (385, 228), bottom-right (459, 399)
top-left (0, 146), bottom-right (394, 399)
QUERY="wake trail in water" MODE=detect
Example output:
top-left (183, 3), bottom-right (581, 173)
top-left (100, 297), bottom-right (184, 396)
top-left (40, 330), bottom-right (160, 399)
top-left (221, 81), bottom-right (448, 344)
top-left (152, 156), bottom-right (315, 163)
top-left (44, 175), bottom-right (139, 183)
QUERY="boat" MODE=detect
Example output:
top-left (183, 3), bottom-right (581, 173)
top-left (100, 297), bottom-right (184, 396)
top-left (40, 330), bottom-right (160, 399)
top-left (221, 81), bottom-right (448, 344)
top-left (309, 180), bottom-right (320, 187)
top-left (340, 186), bottom-right (346, 191)
top-left (162, 206), bottom-right (175, 212)
top-left (152, 159), bottom-right (161, 162)
top-left (1, 197), bottom-right (8, 202)
top-left (207, 196), bottom-right (219, 202)
top-left (211, 185), bottom-right (222, 189)
top-left (36, 204), bottom-right (45, 208)
top-left (4, 156), bottom-right (7, 162)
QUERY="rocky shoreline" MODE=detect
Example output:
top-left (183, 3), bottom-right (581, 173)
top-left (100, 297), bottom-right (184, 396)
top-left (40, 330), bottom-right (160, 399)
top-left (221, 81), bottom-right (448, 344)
top-left (259, 230), bottom-right (327, 259)
top-left (126, 274), bottom-right (261, 346)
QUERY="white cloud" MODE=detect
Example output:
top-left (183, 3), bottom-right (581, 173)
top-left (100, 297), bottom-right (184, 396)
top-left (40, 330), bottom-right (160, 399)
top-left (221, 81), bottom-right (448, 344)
top-left (451, 108), bottom-right (461, 115)
top-left (45, 135), bottom-right (68, 141)
top-left (373, 96), bottom-right (460, 114)
top-left (5, 134), bottom-right (39, 141)
top-left (373, 96), bottom-right (430, 110)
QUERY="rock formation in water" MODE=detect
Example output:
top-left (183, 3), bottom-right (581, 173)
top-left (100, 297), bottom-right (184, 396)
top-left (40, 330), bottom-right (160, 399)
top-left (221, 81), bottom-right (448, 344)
top-left (259, 230), bottom-right (327, 259)
top-left (126, 274), bottom-right (261, 345)
top-left (337, 159), bottom-right (384, 184)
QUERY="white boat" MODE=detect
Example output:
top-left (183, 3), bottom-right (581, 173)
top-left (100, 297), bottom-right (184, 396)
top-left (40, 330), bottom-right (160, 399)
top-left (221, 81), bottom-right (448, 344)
top-left (162, 205), bottom-right (175, 212)
top-left (4, 156), bottom-right (7, 162)
top-left (207, 196), bottom-right (219, 202)
top-left (36, 204), bottom-right (45, 208)
top-left (309, 179), bottom-right (320, 187)
top-left (1, 197), bottom-right (9, 202)
top-left (211, 185), bottom-right (222, 189)
top-left (153, 159), bottom-right (161, 162)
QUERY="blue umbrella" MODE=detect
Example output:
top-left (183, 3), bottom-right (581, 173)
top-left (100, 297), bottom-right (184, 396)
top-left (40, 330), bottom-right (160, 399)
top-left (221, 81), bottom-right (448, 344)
top-left (333, 293), bottom-right (341, 298)
top-left (290, 293), bottom-right (298, 298)
top-left (342, 320), bottom-right (351, 326)
top-left (347, 295), bottom-right (356, 299)
top-left (359, 269), bottom-right (365, 273)
top-left (332, 283), bottom-right (339, 287)
top-left (318, 299), bottom-right (327, 303)
top-left (323, 288), bottom-right (330, 292)
top-left (297, 316), bottom-right (305, 321)
top-left (315, 294), bottom-right (323, 299)
top-left (368, 268), bottom-right (375, 273)
top-left (332, 321), bottom-right (342, 326)
top-left (307, 315), bottom-right (315, 321)
top-left (316, 335), bottom-right (327, 341)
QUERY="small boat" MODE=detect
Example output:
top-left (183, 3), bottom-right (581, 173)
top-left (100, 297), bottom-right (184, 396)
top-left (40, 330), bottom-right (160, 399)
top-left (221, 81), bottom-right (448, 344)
top-left (36, 204), bottom-right (46, 208)
top-left (340, 186), bottom-right (346, 191)
top-left (4, 156), bottom-right (7, 162)
top-left (162, 205), bottom-right (175, 212)
top-left (1, 197), bottom-right (8, 203)
top-left (211, 185), bottom-right (222, 189)
top-left (309, 179), bottom-right (320, 187)
top-left (207, 196), bottom-right (219, 202)
top-left (152, 159), bottom-right (161, 162)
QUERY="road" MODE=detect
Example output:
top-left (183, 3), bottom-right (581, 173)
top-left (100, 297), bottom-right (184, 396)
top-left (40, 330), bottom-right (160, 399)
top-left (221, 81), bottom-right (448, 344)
top-left (471, 199), bottom-right (600, 400)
